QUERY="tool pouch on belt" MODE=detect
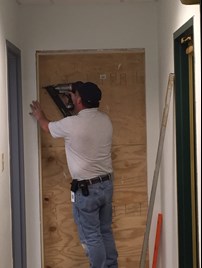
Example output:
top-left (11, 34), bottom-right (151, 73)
top-left (78, 181), bottom-right (89, 196)
top-left (71, 180), bottom-right (78, 193)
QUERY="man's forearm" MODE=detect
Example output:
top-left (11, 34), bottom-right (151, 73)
top-left (37, 113), bottom-right (50, 133)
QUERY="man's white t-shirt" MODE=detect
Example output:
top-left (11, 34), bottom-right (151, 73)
top-left (48, 108), bottom-right (113, 181)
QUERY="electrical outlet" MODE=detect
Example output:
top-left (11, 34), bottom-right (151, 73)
top-left (1, 153), bottom-right (4, 172)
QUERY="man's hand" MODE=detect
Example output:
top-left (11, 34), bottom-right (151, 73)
top-left (30, 100), bottom-right (44, 120)
top-left (30, 100), bottom-right (50, 133)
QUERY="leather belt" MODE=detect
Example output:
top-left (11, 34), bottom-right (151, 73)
top-left (78, 173), bottom-right (112, 186)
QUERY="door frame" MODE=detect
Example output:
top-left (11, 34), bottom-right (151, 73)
top-left (36, 48), bottom-right (148, 267)
top-left (7, 40), bottom-right (27, 268)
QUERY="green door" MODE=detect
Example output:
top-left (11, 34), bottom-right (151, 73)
top-left (174, 18), bottom-right (199, 268)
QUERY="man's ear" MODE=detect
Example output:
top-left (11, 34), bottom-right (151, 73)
top-left (77, 96), bottom-right (82, 105)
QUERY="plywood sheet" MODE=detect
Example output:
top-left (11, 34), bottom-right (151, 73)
top-left (38, 50), bottom-right (149, 268)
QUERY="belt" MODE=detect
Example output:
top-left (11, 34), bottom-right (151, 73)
top-left (78, 173), bottom-right (112, 186)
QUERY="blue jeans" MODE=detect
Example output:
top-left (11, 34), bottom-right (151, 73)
top-left (72, 178), bottom-right (118, 268)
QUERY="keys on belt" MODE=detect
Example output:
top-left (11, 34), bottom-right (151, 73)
top-left (78, 173), bottom-right (112, 186)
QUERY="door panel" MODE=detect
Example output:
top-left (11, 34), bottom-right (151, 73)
top-left (174, 18), bottom-right (199, 268)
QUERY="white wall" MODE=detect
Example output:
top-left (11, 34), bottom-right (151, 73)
top-left (18, 2), bottom-right (160, 268)
top-left (0, 0), bottom-right (21, 267)
top-left (158, 0), bottom-right (201, 267)
top-left (1, 1), bottom-right (200, 268)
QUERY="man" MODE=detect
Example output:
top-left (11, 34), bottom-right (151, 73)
top-left (30, 81), bottom-right (118, 268)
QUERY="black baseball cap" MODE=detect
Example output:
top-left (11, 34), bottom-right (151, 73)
top-left (71, 81), bottom-right (84, 92)
top-left (74, 82), bottom-right (102, 107)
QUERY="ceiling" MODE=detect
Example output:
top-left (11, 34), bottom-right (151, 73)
top-left (16, 0), bottom-right (154, 5)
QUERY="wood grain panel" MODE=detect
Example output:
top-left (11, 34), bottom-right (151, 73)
top-left (38, 50), bottom-right (149, 267)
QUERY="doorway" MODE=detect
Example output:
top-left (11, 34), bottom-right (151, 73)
top-left (174, 18), bottom-right (199, 268)
top-left (7, 41), bottom-right (27, 268)
top-left (37, 49), bottom-right (149, 268)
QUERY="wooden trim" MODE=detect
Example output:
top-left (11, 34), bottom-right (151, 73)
top-left (36, 48), bottom-right (145, 56)
top-left (36, 52), bottom-right (45, 268)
